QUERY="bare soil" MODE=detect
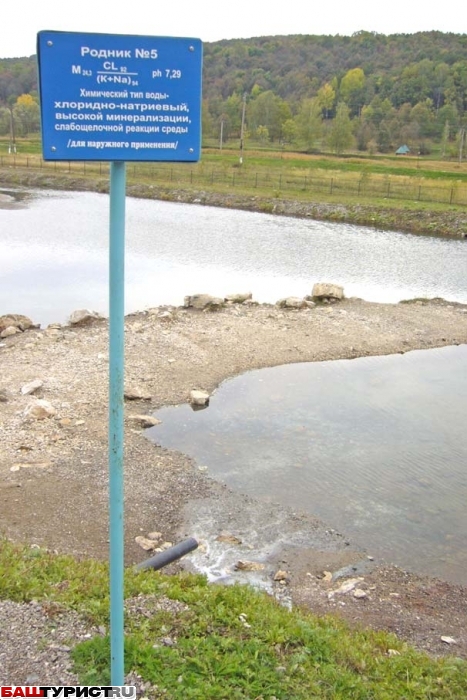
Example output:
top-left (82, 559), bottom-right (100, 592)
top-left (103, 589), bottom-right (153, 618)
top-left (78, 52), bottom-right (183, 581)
top-left (1, 297), bottom-right (467, 662)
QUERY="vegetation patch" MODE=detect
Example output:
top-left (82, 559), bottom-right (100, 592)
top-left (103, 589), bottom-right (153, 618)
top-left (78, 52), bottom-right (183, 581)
top-left (0, 540), bottom-right (466, 698)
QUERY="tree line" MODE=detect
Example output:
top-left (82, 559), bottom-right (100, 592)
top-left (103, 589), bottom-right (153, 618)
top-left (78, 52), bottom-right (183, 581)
top-left (1, 31), bottom-right (467, 156)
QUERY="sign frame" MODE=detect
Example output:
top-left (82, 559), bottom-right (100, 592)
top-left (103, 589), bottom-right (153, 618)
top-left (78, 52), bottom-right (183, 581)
top-left (37, 30), bottom-right (202, 162)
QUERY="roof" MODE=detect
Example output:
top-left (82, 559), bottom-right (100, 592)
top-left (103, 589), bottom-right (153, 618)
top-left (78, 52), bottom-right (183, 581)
top-left (395, 144), bottom-right (410, 154)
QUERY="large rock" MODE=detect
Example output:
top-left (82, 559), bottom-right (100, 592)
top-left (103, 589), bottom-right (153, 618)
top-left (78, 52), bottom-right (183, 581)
top-left (224, 292), bottom-right (252, 304)
top-left (184, 294), bottom-right (224, 311)
top-left (190, 389), bottom-right (210, 407)
top-left (0, 314), bottom-right (35, 333)
top-left (21, 379), bottom-right (44, 396)
top-left (311, 283), bottom-right (344, 301)
top-left (24, 399), bottom-right (56, 420)
top-left (68, 309), bottom-right (104, 326)
top-left (1, 326), bottom-right (20, 338)
top-left (276, 297), bottom-right (310, 309)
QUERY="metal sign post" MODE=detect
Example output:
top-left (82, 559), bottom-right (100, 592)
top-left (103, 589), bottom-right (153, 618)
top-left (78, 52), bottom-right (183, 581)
top-left (37, 30), bottom-right (202, 683)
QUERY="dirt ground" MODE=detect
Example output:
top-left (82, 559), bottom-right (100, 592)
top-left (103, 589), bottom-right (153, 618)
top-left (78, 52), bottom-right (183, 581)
top-left (1, 296), bottom-right (467, 661)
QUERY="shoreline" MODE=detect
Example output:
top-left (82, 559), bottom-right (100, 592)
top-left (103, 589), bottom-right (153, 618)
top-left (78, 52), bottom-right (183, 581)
top-left (1, 297), bottom-right (467, 657)
top-left (1, 167), bottom-right (467, 238)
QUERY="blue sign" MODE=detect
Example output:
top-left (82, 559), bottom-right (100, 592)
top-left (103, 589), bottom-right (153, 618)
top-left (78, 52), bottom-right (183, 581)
top-left (37, 31), bottom-right (202, 162)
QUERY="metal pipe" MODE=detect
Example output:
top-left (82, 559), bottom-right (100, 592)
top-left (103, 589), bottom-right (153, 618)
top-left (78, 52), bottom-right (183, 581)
top-left (136, 537), bottom-right (199, 571)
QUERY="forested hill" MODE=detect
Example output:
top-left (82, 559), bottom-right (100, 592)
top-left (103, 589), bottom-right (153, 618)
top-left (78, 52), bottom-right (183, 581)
top-left (1, 32), bottom-right (467, 155)
top-left (203, 31), bottom-right (467, 102)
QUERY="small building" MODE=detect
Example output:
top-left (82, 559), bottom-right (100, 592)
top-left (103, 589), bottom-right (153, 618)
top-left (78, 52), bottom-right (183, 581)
top-left (395, 144), bottom-right (410, 155)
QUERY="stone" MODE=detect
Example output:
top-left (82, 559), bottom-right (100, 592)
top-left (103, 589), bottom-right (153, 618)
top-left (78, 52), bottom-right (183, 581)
top-left (0, 314), bottom-right (35, 333)
top-left (158, 311), bottom-right (173, 321)
top-left (328, 577), bottom-right (363, 599)
top-left (128, 414), bottom-right (161, 428)
top-left (235, 560), bottom-right (265, 572)
top-left (353, 588), bottom-right (368, 599)
top-left (190, 389), bottom-right (210, 407)
top-left (68, 309), bottom-right (103, 326)
top-left (184, 294), bottom-right (224, 310)
top-left (441, 636), bottom-right (457, 645)
top-left (273, 570), bottom-right (288, 582)
top-left (224, 293), bottom-right (252, 304)
top-left (124, 388), bottom-right (152, 401)
top-left (21, 379), bottom-right (44, 395)
top-left (311, 282), bottom-right (344, 301)
top-left (135, 535), bottom-right (157, 551)
top-left (0, 388), bottom-right (9, 402)
top-left (216, 532), bottom-right (242, 545)
top-left (24, 399), bottom-right (56, 420)
top-left (276, 297), bottom-right (308, 309)
top-left (1, 326), bottom-right (21, 338)
top-left (148, 531), bottom-right (162, 541)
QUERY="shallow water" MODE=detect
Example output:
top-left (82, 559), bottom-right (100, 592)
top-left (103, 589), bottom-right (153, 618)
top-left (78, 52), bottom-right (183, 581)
top-left (1, 187), bottom-right (467, 326)
top-left (148, 345), bottom-right (467, 585)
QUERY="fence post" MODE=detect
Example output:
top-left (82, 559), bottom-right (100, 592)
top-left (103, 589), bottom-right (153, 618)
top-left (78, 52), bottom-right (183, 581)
top-left (450, 188), bottom-right (454, 205)
top-left (387, 182), bottom-right (390, 197)
top-left (330, 178), bottom-right (333, 194)
top-left (418, 186), bottom-right (421, 201)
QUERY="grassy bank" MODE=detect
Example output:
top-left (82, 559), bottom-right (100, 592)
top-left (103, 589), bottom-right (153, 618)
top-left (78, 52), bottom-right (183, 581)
top-left (1, 541), bottom-right (466, 698)
top-left (1, 138), bottom-right (467, 237)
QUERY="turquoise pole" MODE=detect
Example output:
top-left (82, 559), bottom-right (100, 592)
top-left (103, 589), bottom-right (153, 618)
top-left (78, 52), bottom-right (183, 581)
top-left (108, 161), bottom-right (126, 684)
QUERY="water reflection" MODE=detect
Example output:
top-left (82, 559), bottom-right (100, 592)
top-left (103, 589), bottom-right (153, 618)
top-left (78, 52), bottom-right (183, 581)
top-left (1, 188), bottom-right (467, 325)
top-left (148, 345), bottom-right (467, 585)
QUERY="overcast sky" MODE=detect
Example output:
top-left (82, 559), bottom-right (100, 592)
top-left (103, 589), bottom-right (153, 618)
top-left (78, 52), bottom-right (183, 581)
top-left (1, 0), bottom-right (465, 59)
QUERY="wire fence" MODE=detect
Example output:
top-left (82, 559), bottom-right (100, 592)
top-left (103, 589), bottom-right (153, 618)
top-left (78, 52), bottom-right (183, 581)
top-left (1, 154), bottom-right (467, 207)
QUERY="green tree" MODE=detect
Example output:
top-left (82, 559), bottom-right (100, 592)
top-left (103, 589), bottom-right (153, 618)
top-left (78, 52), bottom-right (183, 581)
top-left (317, 82), bottom-right (335, 118)
top-left (340, 68), bottom-right (366, 116)
top-left (294, 98), bottom-right (323, 151)
top-left (327, 103), bottom-right (354, 154)
top-left (13, 93), bottom-right (40, 135)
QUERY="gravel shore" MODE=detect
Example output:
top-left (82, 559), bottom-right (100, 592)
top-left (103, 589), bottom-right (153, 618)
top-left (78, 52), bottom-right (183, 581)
top-left (1, 297), bottom-right (467, 681)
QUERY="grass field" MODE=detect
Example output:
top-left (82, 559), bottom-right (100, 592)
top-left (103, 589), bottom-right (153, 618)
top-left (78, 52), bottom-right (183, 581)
top-left (2, 136), bottom-right (467, 211)
top-left (1, 540), bottom-right (466, 698)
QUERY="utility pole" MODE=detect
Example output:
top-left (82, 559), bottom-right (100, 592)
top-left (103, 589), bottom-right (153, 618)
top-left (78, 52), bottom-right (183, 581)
top-left (239, 92), bottom-right (247, 165)
top-left (459, 128), bottom-right (465, 165)
top-left (8, 107), bottom-right (16, 154)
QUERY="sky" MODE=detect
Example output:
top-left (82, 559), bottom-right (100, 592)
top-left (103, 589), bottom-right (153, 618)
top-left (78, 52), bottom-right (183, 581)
top-left (1, 0), bottom-right (465, 58)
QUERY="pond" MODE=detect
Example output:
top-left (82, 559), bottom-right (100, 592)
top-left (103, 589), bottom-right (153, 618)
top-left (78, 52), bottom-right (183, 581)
top-left (148, 344), bottom-right (467, 586)
top-left (1, 187), bottom-right (467, 326)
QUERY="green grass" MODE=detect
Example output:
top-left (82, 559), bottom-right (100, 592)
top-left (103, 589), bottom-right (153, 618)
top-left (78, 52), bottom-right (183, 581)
top-left (1, 540), bottom-right (466, 698)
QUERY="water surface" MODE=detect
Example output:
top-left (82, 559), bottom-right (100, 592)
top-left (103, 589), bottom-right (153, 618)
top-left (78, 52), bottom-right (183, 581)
top-left (1, 188), bottom-right (467, 325)
top-left (148, 345), bottom-right (467, 585)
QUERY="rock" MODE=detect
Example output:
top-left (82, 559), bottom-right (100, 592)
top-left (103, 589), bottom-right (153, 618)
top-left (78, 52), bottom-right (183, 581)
top-left (441, 636), bottom-right (457, 645)
top-left (148, 531), bottom-right (162, 541)
top-left (353, 588), bottom-right (368, 599)
top-left (216, 532), bottom-right (242, 545)
top-left (0, 314), bottom-right (35, 333)
top-left (322, 571), bottom-right (333, 583)
top-left (128, 414), bottom-right (161, 428)
top-left (135, 535), bottom-right (157, 551)
top-left (273, 570), bottom-right (289, 582)
top-left (184, 294), bottom-right (224, 310)
top-left (11, 461), bottom-right (52, 471)
top-left (0, 388), bottom-right (9, 402)
top-left (312, 282), bottom-right (344, 301)
top-left (328, 577), bottom-right (363, 598)
top-left (235, 560), bottom-right (265, 572)
top-left (1, 326), bottom-right (22, 338)
top-left (21, 379), bottom-right (44, 396)
top-left (124, 387), bottom-right (152, 401)
top-left (68, 309), bottom-right (103, 326)
top-left (224, 293), bottom-right (252, 304)
top-left (158, 311), bottom-right (173, 321)
top-left (24, 399), bottom-right (56, 420)
top-left (190, 389), bottom-right (210, 407)
top-left (276, 297), bottom-right (308, 309)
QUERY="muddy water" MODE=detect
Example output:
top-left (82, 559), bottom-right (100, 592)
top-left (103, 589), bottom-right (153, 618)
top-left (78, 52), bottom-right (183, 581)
top-left (148, 345), bottom-right (467, 585)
